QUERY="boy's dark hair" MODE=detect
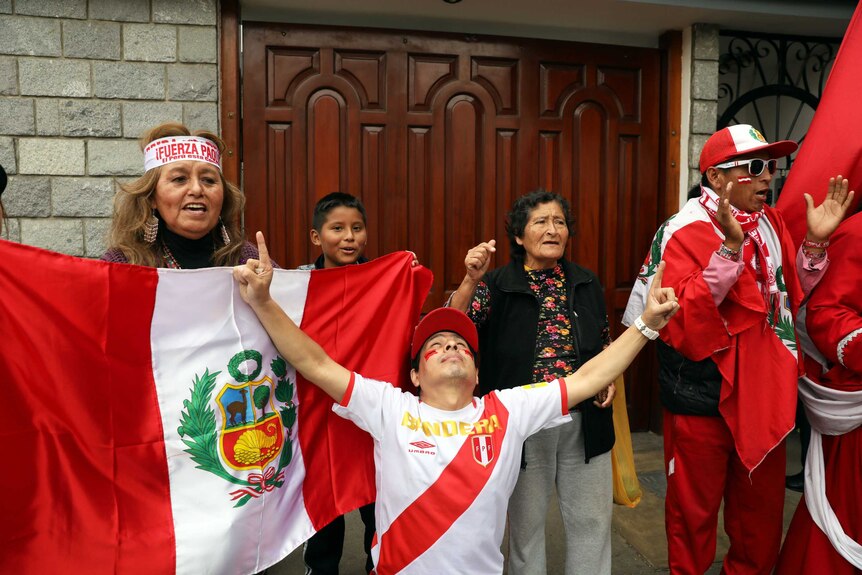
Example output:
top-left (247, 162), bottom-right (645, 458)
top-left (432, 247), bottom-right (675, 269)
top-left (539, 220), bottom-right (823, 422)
top-left (505, 189), bottom-right (574, 258)
top-left (311, 192), bottom-right (367, 231)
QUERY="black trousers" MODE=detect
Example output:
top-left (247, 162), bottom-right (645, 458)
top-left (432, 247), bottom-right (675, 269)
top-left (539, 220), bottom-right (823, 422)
top-left (795, 397), bottom-right (812, 468)
top-left (304, 503), bottom-right (375, 574)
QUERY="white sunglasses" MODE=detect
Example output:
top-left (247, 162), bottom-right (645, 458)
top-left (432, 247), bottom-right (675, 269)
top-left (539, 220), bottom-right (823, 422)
top-left (713, 158), bottom-right (778, 177)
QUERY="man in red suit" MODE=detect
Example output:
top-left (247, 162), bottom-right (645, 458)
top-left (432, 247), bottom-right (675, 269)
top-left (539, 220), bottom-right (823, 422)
top-left (624, 124), bottom-right (854, 574)
top-left (777, 209), bottom-right (862, 574)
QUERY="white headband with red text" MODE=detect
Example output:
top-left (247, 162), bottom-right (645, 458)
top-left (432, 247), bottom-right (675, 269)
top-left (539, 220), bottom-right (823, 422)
top-left (143, 136), bottom-right (221, 172)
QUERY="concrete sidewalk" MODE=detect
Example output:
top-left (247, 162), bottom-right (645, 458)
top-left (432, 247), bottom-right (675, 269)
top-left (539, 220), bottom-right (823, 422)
top-left (609, 431), bottom-right (803, 574)
top-left (270, 430), bottom-right (805, 574)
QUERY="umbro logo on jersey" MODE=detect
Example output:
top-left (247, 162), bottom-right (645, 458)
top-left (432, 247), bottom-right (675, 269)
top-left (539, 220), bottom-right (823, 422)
top-left (407, 440), bottom-right (436, 455)
top-left (410, 440), bottom-right (435, 449)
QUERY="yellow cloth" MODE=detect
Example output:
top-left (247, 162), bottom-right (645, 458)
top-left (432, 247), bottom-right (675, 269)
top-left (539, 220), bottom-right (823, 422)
top-left (610, 375), bottom-right (642, 507)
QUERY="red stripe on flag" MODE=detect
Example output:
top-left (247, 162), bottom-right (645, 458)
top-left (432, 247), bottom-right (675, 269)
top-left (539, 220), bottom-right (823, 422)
top-left (296, 253), bottom-right (432, 529)
top-left (374, 395), bottom-right (511, 574)
top-left (776, 4), bottom-right (862, 246)
top-left (0, 240), bottom-right (174, 574)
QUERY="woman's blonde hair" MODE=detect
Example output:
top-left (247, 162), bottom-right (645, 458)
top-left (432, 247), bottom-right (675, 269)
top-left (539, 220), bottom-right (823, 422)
top-left (106, 122), bottom-right (246, 267)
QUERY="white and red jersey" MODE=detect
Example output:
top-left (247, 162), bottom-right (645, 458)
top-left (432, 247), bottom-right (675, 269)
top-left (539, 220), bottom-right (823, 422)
top-left (334, 372), bottom-right (569, 575)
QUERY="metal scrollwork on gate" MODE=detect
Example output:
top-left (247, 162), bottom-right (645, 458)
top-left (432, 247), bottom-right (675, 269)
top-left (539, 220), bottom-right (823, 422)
top-left (717, 30), bottom-right (841, 201)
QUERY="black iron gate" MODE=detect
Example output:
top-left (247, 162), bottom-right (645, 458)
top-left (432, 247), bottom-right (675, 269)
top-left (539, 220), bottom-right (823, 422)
top-left (717, 30), bottom-right (840, 200)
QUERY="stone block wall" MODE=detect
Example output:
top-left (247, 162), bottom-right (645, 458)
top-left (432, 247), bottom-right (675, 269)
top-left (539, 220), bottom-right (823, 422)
top-left (687, 24), bottom-right (720, 190)
top-left (0, 0), bottom-right (219, 256)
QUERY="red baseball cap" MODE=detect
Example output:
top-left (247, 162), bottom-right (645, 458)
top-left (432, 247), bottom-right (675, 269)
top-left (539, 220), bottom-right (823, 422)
top-left (699, 124), bottom-right (797, 174)
top-left (411, 307), bottom-right (479, 359)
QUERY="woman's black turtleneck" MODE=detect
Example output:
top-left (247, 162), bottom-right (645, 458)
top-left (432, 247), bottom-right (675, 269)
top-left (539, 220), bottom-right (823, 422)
top-left (160, 224), bottom-right (217, 269)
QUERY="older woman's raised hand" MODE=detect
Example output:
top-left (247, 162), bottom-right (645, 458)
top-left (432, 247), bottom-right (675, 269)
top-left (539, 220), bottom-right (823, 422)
top-left (642, 261), bottom-right (679, 331)
top-left (464, 239), bottom-right (497, 281)
top-left (234, 231), bottom-right (274, 308)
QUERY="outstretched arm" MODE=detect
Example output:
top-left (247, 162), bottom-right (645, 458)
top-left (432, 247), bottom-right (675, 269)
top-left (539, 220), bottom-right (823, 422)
top-left (233, 232), bottom-right (351, 403)
top-left (564, 261), bottom-right (678, 408)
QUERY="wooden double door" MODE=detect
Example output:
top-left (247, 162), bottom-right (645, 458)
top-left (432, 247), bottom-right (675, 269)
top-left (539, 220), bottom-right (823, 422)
top-left (241, 23), bottom-right (664, 429)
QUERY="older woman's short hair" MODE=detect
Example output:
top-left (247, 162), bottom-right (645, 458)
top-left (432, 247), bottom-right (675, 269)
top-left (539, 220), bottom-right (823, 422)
top-left (505, 189), bottom-right (574, 258)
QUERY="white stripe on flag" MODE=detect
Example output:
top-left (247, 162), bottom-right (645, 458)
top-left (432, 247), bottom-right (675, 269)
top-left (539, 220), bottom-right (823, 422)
top-left (151, 267), bottom-right (315, 575)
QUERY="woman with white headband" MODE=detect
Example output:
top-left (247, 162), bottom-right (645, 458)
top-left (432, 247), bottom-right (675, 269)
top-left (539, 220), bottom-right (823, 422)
top-left (102, 122), bottom-right (267, 268)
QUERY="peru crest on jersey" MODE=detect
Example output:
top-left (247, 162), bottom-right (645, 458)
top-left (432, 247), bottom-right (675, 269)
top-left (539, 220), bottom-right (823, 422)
top-left (471, 434), bottom-right (495, 467)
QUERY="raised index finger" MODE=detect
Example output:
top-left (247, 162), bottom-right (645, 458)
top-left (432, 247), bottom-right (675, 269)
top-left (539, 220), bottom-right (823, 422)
top-left (650, 260), bottom-right (666, 293)
top-left (255, 231), bottom-right (271, 268)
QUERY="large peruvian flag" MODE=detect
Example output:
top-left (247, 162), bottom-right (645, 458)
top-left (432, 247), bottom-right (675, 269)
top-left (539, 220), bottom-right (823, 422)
top-left (776, 2), bottom-right (862, 244)
top-left (0, 239), bottom-right (432, 574)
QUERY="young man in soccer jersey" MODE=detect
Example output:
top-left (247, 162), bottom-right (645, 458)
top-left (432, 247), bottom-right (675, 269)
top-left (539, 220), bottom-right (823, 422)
top-left (234, 232), bottom-right (678, 574)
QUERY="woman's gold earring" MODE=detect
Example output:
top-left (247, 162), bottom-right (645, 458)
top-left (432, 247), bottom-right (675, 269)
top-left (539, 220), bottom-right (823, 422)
top-left (219, 218), bottom-right (230, 245)
top-left (144, 210), bottom-right (158, 244)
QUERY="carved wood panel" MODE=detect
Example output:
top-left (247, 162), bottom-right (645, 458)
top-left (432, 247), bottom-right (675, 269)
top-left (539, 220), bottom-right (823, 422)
top-left (242, 24), bottom-right (662, 429)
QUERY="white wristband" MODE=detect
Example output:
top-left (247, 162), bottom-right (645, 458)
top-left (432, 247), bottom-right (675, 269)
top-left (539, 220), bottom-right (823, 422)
top-left (634, 316), bottom-right (660, 340)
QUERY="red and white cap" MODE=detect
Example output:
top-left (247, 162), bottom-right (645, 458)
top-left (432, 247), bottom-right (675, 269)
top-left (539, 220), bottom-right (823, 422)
top-left (699, 124), bottom-right (797, 173)
top-left (411, 307), bottom-right (479, 359)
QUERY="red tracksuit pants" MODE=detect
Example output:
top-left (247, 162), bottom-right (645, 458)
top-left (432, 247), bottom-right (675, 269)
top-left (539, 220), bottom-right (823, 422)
top-left (663, 410), bottom-right (786, 575)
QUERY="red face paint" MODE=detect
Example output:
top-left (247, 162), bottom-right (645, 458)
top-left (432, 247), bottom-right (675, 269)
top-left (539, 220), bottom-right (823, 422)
top-left (461, 348), bottom-right (473, 358)
top-left (423, 349), bottom-right (438, 362)
top-left (737, 176), bottom-right (752, 184)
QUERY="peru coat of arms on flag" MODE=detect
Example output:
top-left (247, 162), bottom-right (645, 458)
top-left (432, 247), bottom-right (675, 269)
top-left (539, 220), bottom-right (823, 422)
top-left (179, 350), bottom-right (295, 506)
